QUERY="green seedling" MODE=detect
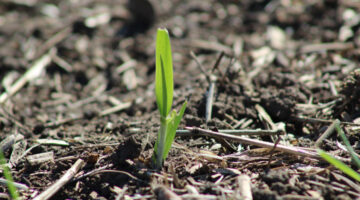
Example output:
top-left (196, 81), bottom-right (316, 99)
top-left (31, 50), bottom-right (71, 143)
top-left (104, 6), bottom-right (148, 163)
top-left (152, 28), bottom-right (187, 169)
top-left (334, 120), bottom-right (360, 168)
top-left (318, 120), bottom-right (360, 182)
top-left (0, 150), bottom-right (19, 200)
top-left (317, 149), bottom-right (360, 182)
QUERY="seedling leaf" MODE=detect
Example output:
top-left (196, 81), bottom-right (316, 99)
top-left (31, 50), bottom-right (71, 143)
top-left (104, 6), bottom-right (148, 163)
top-left (334, 121), bottom-right (360, 169)
top-left (155, 28), bottom-right (173, 118)
top-left (318, 149), bottom-right (360, 182)
top-left (153, 28), bottom-right (187, 169)
top-left (0, 150), bottom-right (19, 200)
top-left (163, 101), bottom-right (187, 159)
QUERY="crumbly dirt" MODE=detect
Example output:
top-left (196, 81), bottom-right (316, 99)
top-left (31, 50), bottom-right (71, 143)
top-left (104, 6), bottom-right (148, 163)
top-left (1, 0), bottom-right (360, 199)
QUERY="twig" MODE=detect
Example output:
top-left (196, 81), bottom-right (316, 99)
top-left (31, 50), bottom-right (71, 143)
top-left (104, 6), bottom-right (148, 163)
top-left (0, 134), bottom-right (24, 152)
top-left (187, 39), bottom-right (233, 55)
top-left (116, 59), bottom-right (136, 74)
top-left (307, 180), bottom-right (360, 197)
top-left (211, 51), bottom-right (225, 74)
top-left (12, 144), bottom-right (40, 169)
top-left (72, 163), bottom-right (146, 184)
top-left (328, 80), bottom-right (338, 96)
top-left (291, 116), bottom-right (360, 126)
top-left (315, 119), bottom-right (339, 147)
top-left (128, 195), bottom-right (154, 199)
top-left (189, 51), bottom-right (210, 82)
top-left (181, 194), bottom-right (218, 199)
top-left (0, 53), bottom-right (51, 104)
top-left (35, 27), bottom-right (72, 59)
top-left (280, 194), bottom-right (320, 200)
top-left (68, 96), bottom-right (99, 109)
top-left (176, 129), bottom-right (284, 136)
top-left (255, 104), bottom-right (277, 130)
top-left (99, 102), bottom-right (132, 116)
top-left (185, 127), bottom-right (320, 159)
top-left (206, 76), bottom-right (216, 122)
top-left (331, 172), bottom-right (360, 193)
top-left (189, 51), bottom-right (216, 122)
top-left (255, 104), bottom-right (285, 168)
top-left (300, 42), bottom-right (354, 53)
top-left (238, 118), bottom-right (254, 129)
top-left (44, 116), bottom-right (83, 128)
top-left (33, 159), bottom-right (85, 200)
top-left (255, 103), bottom-right (285, 168)
top-left (224, 114), bottom-right (253, 129)
top-left (73, 143), bottom-right (120, 149)
top-left (76, 169), bottom-right (145, 183)
top-left (205, 51), bottom-right (226, 122)
top-left (71, 164), bottom-right (112, 182)
top-left (50, 48), bottom-right (73, 72)
top-left (190, 51), bottom-right (226, 122)
top-left (267, 136), bottom-right (281, 169)
top-left (223, 57), bottom-right (236, 81)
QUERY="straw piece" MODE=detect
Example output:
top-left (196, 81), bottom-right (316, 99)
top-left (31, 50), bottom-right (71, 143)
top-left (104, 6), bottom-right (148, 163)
top-left (185, 127), bottom-right (320, 159)
top-left (33, 159), bottom-right (85, 200)
top-left (0, 53), bottom-right (51, 104)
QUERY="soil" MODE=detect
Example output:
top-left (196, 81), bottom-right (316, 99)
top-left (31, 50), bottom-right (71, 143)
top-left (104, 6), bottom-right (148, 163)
top-left (1, 0), bottom-right (360, 199)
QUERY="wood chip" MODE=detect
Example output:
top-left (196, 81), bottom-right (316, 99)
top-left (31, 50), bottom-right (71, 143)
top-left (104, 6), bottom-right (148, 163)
top-left (0, 53), bottom-right (51, 103)
top-left (300, 42), bottom-right (354, 53)
top-left (0, 134), bottom-right (24, 152)
top-left (9, 140), bottom-right (27, 168)
top-left (36, 139), bottom-right (69, 146)
top-left (27, 151), bottom-right (54, 166)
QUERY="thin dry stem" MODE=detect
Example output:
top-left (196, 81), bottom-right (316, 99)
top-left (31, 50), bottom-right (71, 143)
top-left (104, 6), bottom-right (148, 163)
top-left (33, 159), bottom-right (85, 200)
top-left (185, 127), bottom-right (320, 159)
top-left (315, 119), bottom-right (340, 147)
top-left (0, 53), bottom-right (51, 104)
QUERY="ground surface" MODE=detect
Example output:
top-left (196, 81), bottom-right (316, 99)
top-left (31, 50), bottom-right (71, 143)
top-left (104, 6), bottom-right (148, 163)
top-left (1, 0), bottom-right (360, 199)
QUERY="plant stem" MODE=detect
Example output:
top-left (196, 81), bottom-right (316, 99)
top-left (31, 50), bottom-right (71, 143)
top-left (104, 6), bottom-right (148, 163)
top-left (0, 150), bottom-right (19, 200)
top-left (156, 118), bottom-right (167, 169)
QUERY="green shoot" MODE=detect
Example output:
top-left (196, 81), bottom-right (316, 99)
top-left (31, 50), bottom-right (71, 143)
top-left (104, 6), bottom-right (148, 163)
top-left (152, 28), bottom-right (187, 169)
top-left (317, 120), bottom-right (360, 182)
top-left (317, 149), bottom-right (360, 182)
top-left (334, 120), bottom-right (360, 168)
top-left (0, 150), bottom-right (19, 199)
